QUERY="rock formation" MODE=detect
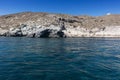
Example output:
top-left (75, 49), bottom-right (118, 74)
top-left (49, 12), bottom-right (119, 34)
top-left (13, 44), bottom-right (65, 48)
top-left (0, 12), bottom-right (120, 38)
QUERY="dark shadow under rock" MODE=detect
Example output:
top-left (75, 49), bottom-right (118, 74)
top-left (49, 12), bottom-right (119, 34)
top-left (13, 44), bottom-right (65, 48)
top-left (57, 31), bottom-right (66, 38)
top-left (40, 29), bottom-right (51, 38)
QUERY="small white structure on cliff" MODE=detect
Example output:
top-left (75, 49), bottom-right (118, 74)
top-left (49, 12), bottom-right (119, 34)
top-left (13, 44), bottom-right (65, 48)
top-left (106, 13), bottom-right (111, 15)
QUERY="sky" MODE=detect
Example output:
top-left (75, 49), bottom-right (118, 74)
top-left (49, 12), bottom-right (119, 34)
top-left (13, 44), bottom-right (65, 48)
top-left (0, 0), bottom-right (120, 16)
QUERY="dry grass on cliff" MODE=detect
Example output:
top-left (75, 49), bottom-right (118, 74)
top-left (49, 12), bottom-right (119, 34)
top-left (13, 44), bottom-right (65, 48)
top-left (0, 12), bottom-right (120, 30)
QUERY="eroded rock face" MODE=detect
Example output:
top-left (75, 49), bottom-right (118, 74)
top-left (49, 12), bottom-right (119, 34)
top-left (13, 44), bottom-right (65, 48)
top-left (3, 24), bottom-right (66, 38)
top-left (0, 12), bottom-right (120, 38)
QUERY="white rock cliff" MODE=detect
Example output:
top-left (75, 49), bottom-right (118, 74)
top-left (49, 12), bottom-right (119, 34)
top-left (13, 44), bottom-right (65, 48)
top-left (0, 12), bottom-right (120, 38)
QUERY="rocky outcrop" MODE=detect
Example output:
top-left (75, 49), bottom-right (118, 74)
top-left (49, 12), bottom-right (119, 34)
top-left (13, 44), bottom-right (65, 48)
top-left (0, 12), bottom-right (120, 38)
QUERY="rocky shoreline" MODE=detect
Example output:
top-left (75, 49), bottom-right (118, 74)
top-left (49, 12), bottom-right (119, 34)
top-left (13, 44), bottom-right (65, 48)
top-left (0, 12), bottom-right (120, 38)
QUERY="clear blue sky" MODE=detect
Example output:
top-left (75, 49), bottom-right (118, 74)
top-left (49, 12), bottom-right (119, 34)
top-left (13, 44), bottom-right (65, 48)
top-left (0, 0), bottom-right (120, 16)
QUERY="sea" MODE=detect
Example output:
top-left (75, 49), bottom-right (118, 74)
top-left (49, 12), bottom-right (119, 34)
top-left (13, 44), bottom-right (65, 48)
top-left (0, 37), bottom-right (120, 80)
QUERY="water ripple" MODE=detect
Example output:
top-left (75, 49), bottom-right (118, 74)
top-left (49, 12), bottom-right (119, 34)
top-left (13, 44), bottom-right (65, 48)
top-left (0, 37), bottom-right (120, 80)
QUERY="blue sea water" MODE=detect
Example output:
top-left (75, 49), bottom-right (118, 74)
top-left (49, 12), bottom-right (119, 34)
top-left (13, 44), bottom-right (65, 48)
top-left (0, 37), bottom-right (120, 80)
